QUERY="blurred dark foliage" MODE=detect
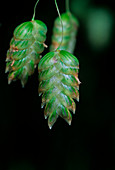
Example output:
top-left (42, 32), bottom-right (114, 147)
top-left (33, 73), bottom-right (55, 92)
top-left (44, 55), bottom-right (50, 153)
top-left (0, 0), bottom-right (115, 170)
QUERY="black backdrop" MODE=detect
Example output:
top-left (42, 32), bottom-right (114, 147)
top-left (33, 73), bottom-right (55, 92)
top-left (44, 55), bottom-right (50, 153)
top-left (0, 0), bottom-right (115, 169)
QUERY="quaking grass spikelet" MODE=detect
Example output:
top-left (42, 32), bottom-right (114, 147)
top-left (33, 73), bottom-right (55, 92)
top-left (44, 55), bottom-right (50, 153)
top-left (38, 50), bottom-right (80, 129)
top-left (50, 12), bottom-right (79, 54)
top-left (5, 20), bottom-right (47, 87)
top-left (5, 0), bottom-right (48, 87)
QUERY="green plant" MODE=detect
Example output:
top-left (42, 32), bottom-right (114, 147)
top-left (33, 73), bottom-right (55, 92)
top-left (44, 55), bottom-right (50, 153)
top-left (5, 0), bottom-right (80, 129)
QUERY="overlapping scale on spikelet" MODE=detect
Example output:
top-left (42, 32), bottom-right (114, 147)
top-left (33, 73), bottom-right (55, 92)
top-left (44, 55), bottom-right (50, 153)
top-left (50, 12), bottom-right (79, 54)
top-left (38, 50), bottom-right (80, 129)
top-left (5, 20), bottom-right (47, 87)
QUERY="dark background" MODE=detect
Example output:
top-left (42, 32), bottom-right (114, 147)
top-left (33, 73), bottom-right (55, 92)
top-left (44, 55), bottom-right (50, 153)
top-left (0, 0), bottom-right (115, 169)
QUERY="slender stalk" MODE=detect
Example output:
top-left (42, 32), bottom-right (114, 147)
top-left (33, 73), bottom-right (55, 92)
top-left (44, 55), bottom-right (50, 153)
top-left (32, 0), bottom-right (40, 21)
top-left (54, 0), bottom-right (63, 50)
top-left (66, 0), bottom-right (70, 12)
